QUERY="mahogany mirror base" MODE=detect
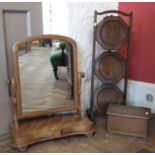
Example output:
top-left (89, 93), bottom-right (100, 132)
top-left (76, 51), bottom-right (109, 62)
top-left (10, 113), bottom-right (95, 152)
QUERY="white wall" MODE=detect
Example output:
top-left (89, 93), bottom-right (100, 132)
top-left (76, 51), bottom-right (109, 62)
top-left (42, 1), bottom-right (68, 35)
top-left (42, 1), bottom-right (52, 34)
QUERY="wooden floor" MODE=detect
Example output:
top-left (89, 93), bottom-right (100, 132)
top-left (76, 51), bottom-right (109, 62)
top-left (1, 117), bottom-right (155, 153)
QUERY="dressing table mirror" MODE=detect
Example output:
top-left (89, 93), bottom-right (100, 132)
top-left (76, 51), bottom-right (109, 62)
top-left (9, 35), bottom-right (94, 151)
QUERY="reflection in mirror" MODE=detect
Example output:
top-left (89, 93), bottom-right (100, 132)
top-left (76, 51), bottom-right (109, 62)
top-left (18, 39), bottom-right (74, 113)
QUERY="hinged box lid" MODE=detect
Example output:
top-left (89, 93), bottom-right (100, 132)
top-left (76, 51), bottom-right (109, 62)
top-left (107, 104), bottom-right (151, 119)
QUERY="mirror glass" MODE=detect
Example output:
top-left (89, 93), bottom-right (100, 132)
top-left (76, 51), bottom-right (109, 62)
top-left (18, 39), bottom-right (74, 113)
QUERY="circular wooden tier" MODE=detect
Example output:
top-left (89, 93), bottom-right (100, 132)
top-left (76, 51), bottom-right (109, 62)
top-left (94, 84), bottom-right (123, 115)
top-left (96, 16), bottom-right (128, 50)
top-left (95, 52), bottom-right (126, 84)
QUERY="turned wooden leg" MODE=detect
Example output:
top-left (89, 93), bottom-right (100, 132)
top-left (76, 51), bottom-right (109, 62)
top-left (53, 66), bottom-right (58, 80)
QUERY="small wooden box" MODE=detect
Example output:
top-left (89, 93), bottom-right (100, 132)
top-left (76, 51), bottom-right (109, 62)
top-left (106, 104), bottom-right (151, 137)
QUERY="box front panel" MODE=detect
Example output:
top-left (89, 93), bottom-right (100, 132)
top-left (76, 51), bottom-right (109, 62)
top-left (107, 115), bottom-right (148, 137)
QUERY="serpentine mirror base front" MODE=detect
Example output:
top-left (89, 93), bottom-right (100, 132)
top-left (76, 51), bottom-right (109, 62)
top-left (10, 113), bottom-right (95, 152)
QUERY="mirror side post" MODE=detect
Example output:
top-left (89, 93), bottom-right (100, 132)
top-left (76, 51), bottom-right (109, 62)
top-left (10, 78), bottom-right (19, 130)
top-left (78, 72), bottom-right (85, 117)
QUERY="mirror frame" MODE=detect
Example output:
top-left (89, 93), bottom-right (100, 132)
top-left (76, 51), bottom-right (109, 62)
top-left (12, 34), bottom-right (80, 119)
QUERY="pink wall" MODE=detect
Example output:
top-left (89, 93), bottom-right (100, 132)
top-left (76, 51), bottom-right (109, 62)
top-left (119, 2), bottom-right (155, 83)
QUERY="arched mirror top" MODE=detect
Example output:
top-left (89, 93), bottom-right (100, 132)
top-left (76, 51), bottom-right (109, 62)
top-left (13, 34), bottom-right (77, 52)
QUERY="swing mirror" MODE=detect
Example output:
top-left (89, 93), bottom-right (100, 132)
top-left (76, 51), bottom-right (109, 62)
top-left (12, 35), bottom-right (79, 119)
